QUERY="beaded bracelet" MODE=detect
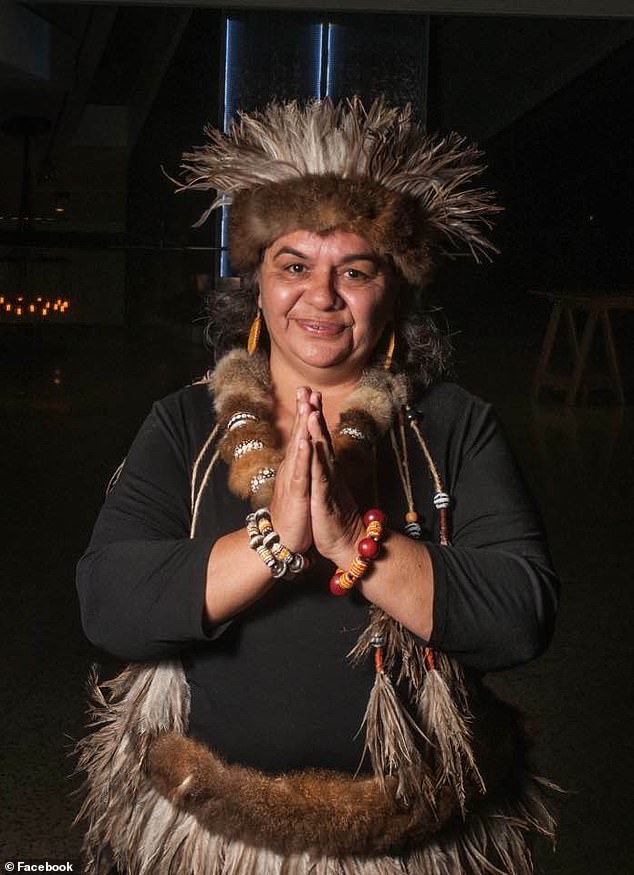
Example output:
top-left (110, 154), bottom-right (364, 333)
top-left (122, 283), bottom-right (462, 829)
top-left (329, 509), bottom-right (387, 597)
top-left (246, 508), bottom-right (307, 579)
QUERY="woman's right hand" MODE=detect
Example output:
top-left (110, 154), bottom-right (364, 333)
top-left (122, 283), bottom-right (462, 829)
top-left (205, 389), bottom-right (313, 624)
top-left (269, 388), bottom-right (313, 554)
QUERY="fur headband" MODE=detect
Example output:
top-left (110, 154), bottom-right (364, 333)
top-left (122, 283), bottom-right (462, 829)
top-left (178, 97), bottom-right (500, 285)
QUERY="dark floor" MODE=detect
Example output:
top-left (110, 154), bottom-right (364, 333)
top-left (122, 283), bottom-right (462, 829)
top-left (1, 320), bottom-right (633, 873)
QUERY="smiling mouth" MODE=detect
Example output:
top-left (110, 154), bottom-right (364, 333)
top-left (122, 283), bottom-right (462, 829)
top-left (295, 319), bottom-right (348, 336)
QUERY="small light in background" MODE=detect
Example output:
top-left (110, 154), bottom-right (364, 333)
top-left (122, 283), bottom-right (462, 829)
top-left (0, 294), bottom-right (70, 320)
top-left (53, 191), bottom-right (70, 216)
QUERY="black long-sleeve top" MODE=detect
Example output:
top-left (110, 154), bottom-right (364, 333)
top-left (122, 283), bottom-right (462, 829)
top-left (76, 380), bottom-right (558, 774)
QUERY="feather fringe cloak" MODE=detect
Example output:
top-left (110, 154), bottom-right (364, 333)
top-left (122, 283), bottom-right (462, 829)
top-left (76, 660), bottom-right (557, 875)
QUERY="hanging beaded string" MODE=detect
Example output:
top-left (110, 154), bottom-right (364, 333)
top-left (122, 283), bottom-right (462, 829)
top-left (404, 405), bottom-right (452, 670)
top-left (371, 633), bottom-right (386, 673)
top-left (190, 422), bottom-right (221, 516)
top-left (105, 458), bottom-right (126, 496)
top-left (191, 447), bottom-right (222, 538)
top-left (406, 408), bottom-right (450, 547)
top-left (389, 410), bottom-right (423, 539)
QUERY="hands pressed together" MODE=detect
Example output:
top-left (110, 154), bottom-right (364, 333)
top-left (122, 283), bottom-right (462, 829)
top-left (270, 387), bottom-right (365, 569)
top-left (207, 387), bottom-right (433, 638)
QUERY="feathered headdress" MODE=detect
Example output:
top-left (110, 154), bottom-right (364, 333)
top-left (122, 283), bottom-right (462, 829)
top-left (178, 97), bottom-right (500, 285)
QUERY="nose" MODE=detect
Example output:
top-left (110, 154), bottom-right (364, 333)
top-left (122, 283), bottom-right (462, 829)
top-left (302, 266), bottom-right (342, 310)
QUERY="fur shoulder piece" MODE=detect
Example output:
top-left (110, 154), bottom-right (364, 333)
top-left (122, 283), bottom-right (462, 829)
top-left (209, 349), bottom-right (273, 423)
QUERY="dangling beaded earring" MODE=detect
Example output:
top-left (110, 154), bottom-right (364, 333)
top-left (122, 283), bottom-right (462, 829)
top-left (382, 327), bottom-right (396, 371)
top-left (246, 308), bottom-right (262, 356)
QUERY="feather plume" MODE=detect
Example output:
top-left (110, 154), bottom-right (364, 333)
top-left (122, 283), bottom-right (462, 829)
top-left (416, 666), bottom-right (486, 815)
top-left (177, 97), bottom-right (500, 284)
top-left (359, 663), bottom-right (433, 807)
top-left (351, 614), bottom-right (486, 815)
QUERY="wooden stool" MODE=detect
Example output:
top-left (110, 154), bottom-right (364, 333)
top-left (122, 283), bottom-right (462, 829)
top-left (531, 291), bottom-right (634, 405)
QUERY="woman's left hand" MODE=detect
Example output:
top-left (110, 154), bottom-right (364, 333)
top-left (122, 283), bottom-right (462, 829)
top-left (306, 394), bottom-right (365, 568)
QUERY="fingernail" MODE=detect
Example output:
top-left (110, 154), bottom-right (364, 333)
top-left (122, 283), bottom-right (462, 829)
top-left (296, 387), bottom-right (303, 400)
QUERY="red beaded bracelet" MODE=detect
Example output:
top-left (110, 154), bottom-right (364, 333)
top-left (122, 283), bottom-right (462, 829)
top-left (329, 509), bottom-right (387, 597)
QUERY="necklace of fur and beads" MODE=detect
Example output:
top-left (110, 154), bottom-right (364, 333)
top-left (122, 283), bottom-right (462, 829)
top-left (206, 348), bottom-right (409, 510)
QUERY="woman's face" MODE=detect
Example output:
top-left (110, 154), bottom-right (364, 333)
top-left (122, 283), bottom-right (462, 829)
top-left (258, 229), bottom-right (395, 379)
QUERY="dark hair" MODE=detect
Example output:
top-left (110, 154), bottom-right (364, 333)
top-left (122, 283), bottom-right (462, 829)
top-left (204, 270), bottom-right (452, 389)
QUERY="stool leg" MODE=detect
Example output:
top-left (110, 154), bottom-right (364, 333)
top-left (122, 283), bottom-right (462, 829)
top-left (566, 311), bottom-right (597, 406)
top-left (565, 306), bottom-right (586, 401)
top-left (600, 309), bottom-right (625, 405)
top-left (532, 301), bottom-right (563, 399)
top-left (565, 307), bottom-right (580, 358)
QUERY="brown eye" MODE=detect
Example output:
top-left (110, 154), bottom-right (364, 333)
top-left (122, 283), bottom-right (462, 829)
top-left (285, 263), bottom-right (306, 275)
top-left (340, 266), bottom-right (372, 284)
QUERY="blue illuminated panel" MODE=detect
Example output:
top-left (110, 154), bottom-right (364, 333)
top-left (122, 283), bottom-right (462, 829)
top-left (218, 12), bottom-right (329, 276)
top-left (326, 22), bottom-right (334, 98)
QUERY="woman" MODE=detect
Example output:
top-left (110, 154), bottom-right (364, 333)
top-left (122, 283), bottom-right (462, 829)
top-left (76, 98), bottom-right (559, 874)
